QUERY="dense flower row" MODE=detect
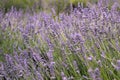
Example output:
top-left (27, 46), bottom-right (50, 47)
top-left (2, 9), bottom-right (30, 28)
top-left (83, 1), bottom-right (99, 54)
top-left (0, 1), bottom-right (120, 80)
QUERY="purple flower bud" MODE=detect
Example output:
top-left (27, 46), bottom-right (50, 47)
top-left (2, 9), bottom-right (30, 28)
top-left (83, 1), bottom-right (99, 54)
top-left (73, 60), bottom-right (80, 73)
top-left (111, 2), bottom-right (119, 11)
top-left (47, 49), bottom-right (54, 61)
top-left (116, 60), bottom-right (120, 70)
top-left (61, 72), bottom-right (67, 80)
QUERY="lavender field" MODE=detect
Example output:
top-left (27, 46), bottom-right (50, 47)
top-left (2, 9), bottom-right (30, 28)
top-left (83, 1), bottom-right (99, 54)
top-left (0, 1), bottom-right (120, 80)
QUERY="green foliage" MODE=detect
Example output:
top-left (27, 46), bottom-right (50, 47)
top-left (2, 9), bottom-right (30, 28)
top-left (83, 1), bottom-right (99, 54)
top-left (51, 0), bottom-right (69, 14)
top-left (70, 0), bottom-right (87, 6)
top-left (0, 0), bottom-right (120, 13)
top-left (0, 0), bottom-right (97, 13)
top-left (0, 0), bottom-right (40, 12)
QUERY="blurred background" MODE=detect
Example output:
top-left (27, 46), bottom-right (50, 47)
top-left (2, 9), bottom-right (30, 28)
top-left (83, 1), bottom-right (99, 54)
top-left (0, 0), bottom-right (120, 14)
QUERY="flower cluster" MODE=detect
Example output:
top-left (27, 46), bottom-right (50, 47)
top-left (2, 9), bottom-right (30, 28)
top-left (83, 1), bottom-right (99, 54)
top-left (0, 0), bottom-right (120, 80)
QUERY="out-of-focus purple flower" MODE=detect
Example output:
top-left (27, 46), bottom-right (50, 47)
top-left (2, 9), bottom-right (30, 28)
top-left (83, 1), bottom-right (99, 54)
top-left (47, 49), bottom-right (55, 78)
top-left (0, 62), bottom-right (4, 79)
top-left (116, 60), bottom-right (120, 70)
top-left (61, 72), bottom-right (67, 80)
top-left (94, 68), bottom-right (102, 80)
top-left (87, 56), bottom-right (93, 61)
top-left (47, 49), bottom-right (54, 61)
top-left (111, 2), bottom-right (119, 11)
top-left (49, 62), bottom-right (55, 79)
top-left (73, 60), bottom-right (80, 73)
top-left (70, 32), bottom-right (84, 44)
top-left (36, 71), bottom-right (43, 80)
top-left (88, 68), bottom-right (101, 80)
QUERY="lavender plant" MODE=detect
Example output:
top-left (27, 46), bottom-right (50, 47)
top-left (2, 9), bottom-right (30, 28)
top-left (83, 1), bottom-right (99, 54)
top-left (0, 0), bottom-right (120, 80)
